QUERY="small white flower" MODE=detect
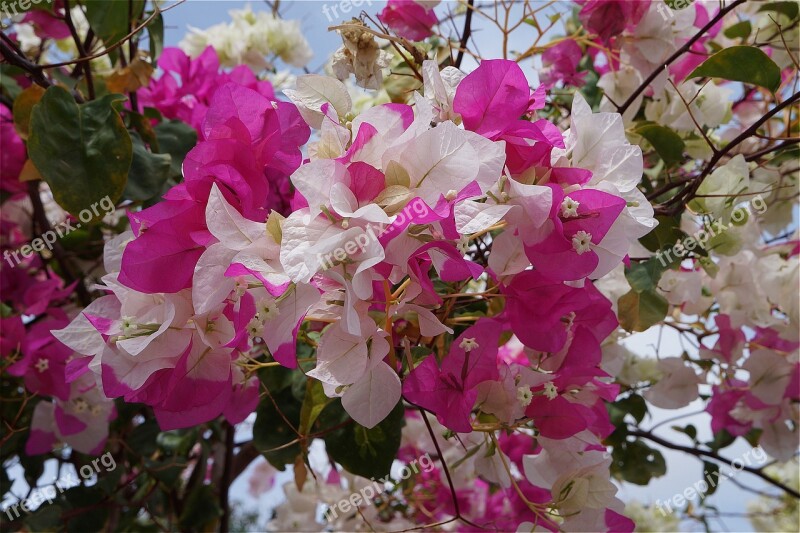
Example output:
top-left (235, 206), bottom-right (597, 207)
top-left (459, 337), bottom-right (479, 351)
top-left (457, 235), bottom-right (470, 255)
top-left (517, 386), bottom-right (533, 407)
top-left (121, 316), bottom-right (138, 336)
top-left (34, 358), bottom-right (49, 373)
top-left (247, 317), bottom-right (263, 338)
top-left (90, 405), bottom-right (103, 417)
top-left (560, 197), bottom-right (580, 218)
top-left (571, 230), bottom-right (592, 255)
top-left (72, 398), bottom-right (88, 413)
top-left (257, 298), bottom-right (280, 320)
top-left (543, 381), bottom-right (558, 400)
top-left (445, 189), bottom-right (458, 201)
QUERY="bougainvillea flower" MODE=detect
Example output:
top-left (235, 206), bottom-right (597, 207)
top-left (378, 0), bottom-right (438, 41)
top-left (403, 319), bottom-right (501, 432)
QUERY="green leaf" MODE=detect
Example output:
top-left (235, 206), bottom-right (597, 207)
top-left (24, 504), bottom-right (63, 531)
top-left (12, 84), bottom-right (45, 140)
top-left (321, 400), bottom-right (404, 479)
top-left (688, 46), bottom-right (781, 92)
top-left (639, 214), bottom-right (686, 254)
top-left (758, 1), bottom-right (799, 21)
top-left (178, 485), bottom-right (221, 530)
top-left (298, 378), bottom-right (333, 436)
top-left (634, 123), bottom-right (685, 166)
top-left (147, 10), bottom-right (164, 61)
top-left (153, 119), bottom-right (196, 181)
top-left (253, 386), bottom-right (302, 469)
top-left (124, 132), bottom-right (171, 201)
top-left (610, 440), bottom-right (667, 485)
top-left (723, 20), bottom-right (752, 40)
top-left (83, 0), bottom-right (138, 47)
top-left (64, 486), bottom-right (109, 532)
top-left (671, 424), bottom-right (698, 441)
top-left (618, 289), bottom-right (669, 332)
top-left (706, 428), bottom-right (735, 451)
top-left (702, 461), bottom-right (720, 496)
top-left (28, 87), bottom-right (131, 217)
top-left (1, 65), bottom-right (24, 100)
top-left (127, 418), bottom-right (160, 456)
top-left (625, 258), bottom-right (668, 293)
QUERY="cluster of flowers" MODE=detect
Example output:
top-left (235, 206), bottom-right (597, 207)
top-left (179, 5), bottom-right (313, 72)
top-left (562, 0), bottom-right (800, 463)
top-left (45, 48), bottom-right (656, 528)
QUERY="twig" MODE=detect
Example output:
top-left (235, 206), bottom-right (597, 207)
top-left (218, 421), bottom-right (234, 533)
top-left (628, 428), bottom-right (800, 499)
top-left (455, 0), bottom-right (474, 68)
top-left (618, 0), bottom-right (747, 115)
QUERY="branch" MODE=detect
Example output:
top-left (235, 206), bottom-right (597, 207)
top-left (617, 0), bottom-right (747, 115)
top-left (657, 90), bottom-right (800, 214)
top-left (628, 428), bottom-right (800, 499)
top-left (455, 0), bottom-right (474, 69)
top-left (27, 181), bottom-right (91, 306)
top-left (218, 421), bottom-right (235, 533)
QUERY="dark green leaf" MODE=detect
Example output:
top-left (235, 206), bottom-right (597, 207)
top-left (64, 486), bottom-right (108, 532)
top-left (702, 461), bottom-right (720, 496)
top-left (618, 289), bottom-right (669, 332)
top-left (1, 65), bottom-right (24, 100)
top-left (253, 386), bottom-right (302, 469)
top-left (610, 440), bottom-right (667, 485)
top-left (723, 20), bottom-right (752, 40)
top-left (178, 485), bottom-right (221, 530)
top-left (24, 504), bottom-right (63, 531)
top-left (83, 0), bottom-right (139, 47)
top-left (147, 10), bottom-right (164, 61)
top-left (127, 418), bottom-right (160, 456)
top-left (635, 123), bottom-right (685, 166)
top-left (688, 46), bottom-right (782, 92)
top-left (154, 119), bottom-right (197, 181)
top-left (124, 132), bottom-right (171, 201)
top-left (758, 1), bottom-right (799, 21)
top-left (625, 258), bottom-right (668, 293)
top-left (321, 400), bottom-right (404, 479)
top-left (706, 428), bottom-right (735, 451)
top-left (671, 424), bottom-right (697, 441)
top-left (298, 378), bottom-right (333, 436)
top-left (28, 87), bottom-right (131, 217)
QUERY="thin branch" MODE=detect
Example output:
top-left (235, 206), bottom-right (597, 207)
top-left (618, 0), bottom-right (747, 114)
top-left (629, 428), bottom-right (800, 499)
top-left (455, 0), bottom-right (474, 68)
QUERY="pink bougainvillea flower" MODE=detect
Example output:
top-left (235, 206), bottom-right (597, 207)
top-left (453, 59), bottom-right (563, 173)
top-left (503, 270), bottom-right (617, 356)
top-left (139, 47), bottom-right (275, 133)
top-left (403, 319), bottom-right (501, 432)
top-left (0, 106), bottom-right (27, 195)
top-left (540, 39), bottom-right (586, 88)
top-left (578, 0), bottom-right (650, 43)
top-left (699, 314), bottom-right (745, 363)
top-left (378, 0), bottom-right (438, 41)
top-left (525, 185), bottom-right (627, 282)
top-left (25, 373), bottom-right (116, 456)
